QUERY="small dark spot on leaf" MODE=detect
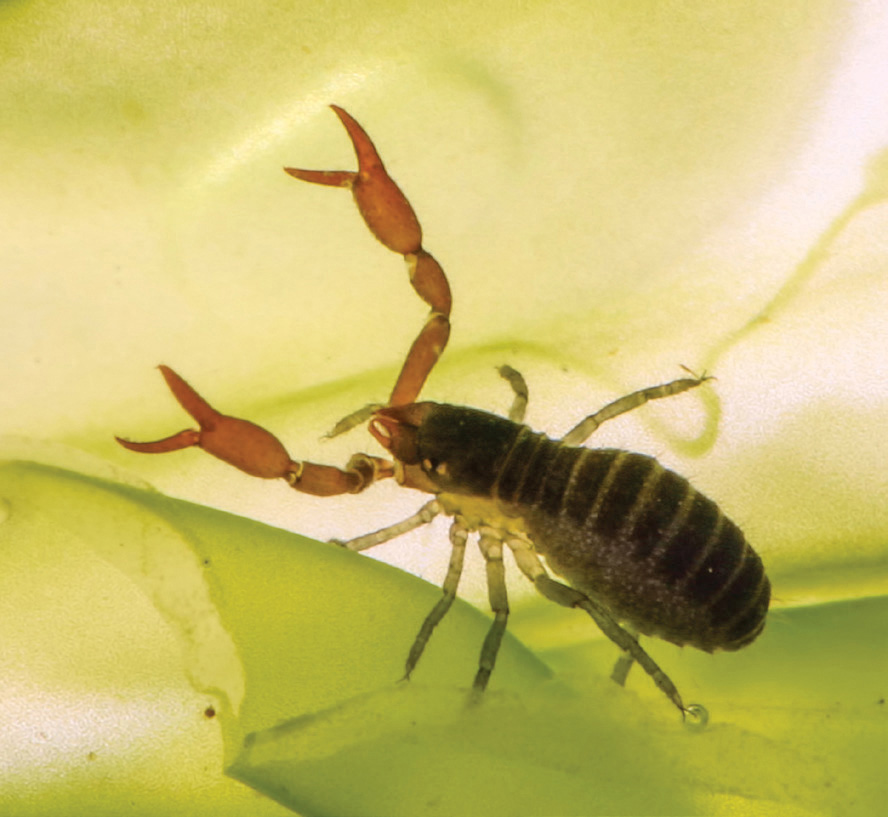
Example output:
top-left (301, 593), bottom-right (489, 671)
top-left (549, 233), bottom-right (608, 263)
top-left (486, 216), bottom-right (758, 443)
top-left (204, 706), bottom-right (216, 719)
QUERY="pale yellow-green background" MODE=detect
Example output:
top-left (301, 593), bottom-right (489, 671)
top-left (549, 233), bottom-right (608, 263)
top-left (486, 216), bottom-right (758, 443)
top-left (2, 1), bottom-right (887, 815)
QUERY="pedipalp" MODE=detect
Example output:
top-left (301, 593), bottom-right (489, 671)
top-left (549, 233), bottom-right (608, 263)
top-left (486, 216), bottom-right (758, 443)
top-left (117, 105), bottom-right (450, 495)
top-left (115, 365), bottom-right (393, 496)
top-left (285, 105), bottom-right (452, 407)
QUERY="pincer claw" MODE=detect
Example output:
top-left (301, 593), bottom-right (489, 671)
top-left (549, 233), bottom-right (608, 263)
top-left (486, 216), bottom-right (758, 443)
top-left (283, 107), bottom-right (451, 407)
top-left (115, 366), bottom-right (294, 479)
top-left (284, 105), bottom-right (423, 256)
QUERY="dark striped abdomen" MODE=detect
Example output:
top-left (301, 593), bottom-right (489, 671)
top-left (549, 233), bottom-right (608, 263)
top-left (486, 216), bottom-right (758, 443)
top-left (494, 431), bottom-right (770, 652)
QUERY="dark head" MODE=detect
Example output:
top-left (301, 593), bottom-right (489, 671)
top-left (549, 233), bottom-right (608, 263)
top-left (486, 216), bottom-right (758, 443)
top-left (370, 402), bottom-right (523, 496)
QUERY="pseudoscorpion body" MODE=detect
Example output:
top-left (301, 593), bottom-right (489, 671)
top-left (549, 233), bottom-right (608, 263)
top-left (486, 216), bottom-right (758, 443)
top-left (118, 106), bottom-right (769, 721)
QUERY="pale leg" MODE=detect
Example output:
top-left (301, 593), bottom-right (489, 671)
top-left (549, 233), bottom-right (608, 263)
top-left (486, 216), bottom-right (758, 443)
top-left (334, 498), bottom-right (442, 552)
top-left (561, 373), bottom-right (710, 446)
top-left (505, 536), bottom-right (688, 716)
top-left (498, 365), bottom-right (529, 423)
top-left (472, 531), bottom-right (510, 693)
top-left (609, 626), bottom-right (638, 686)
top-left (403, 518), bottom-right (469, 679)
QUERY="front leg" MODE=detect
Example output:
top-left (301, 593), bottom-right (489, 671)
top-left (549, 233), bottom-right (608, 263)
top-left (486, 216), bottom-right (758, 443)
top-left (115, 365), bottom-right (393, 496)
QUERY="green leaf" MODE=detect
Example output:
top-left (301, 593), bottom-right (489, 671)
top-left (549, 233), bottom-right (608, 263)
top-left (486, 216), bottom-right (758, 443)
top-left (2, 452), bottom-right (885, 816)
top-left (0, 452), bottom-right (546, 816)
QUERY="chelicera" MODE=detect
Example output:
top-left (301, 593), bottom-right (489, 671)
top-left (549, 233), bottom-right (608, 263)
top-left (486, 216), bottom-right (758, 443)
top-left (117, 105), bottom-right (770, 721)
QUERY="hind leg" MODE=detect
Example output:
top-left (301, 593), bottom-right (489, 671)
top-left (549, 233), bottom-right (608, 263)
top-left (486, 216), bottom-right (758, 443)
top-left (561, 371), bottom-right (711, 446)
top-left (609, 625), bottom-right (638, 686)
top-left (505, 536), bottom-right (691, 718)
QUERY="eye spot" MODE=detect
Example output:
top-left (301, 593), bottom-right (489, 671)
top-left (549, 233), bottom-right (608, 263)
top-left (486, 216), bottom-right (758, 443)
top-left (422, 458), bottom-right (448, 476)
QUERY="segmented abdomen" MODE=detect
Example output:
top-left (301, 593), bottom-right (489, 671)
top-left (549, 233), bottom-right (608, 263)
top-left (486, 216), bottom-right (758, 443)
top-left (494, 430), bottom-right (770, 652)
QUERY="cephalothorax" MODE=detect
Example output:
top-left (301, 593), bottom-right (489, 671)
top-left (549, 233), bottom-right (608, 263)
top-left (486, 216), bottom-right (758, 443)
top-left (117, 106), bottom-right (769, 721)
